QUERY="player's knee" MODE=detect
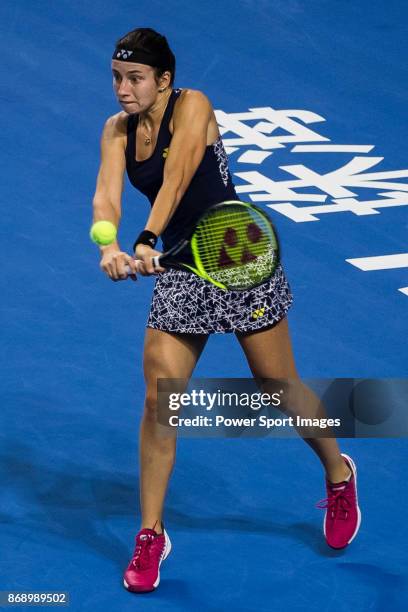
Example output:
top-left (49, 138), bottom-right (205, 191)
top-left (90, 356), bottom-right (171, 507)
top-left (143, 388), bottom-right (159, 421)
top-left (143, 377), bottom-right (171, 418)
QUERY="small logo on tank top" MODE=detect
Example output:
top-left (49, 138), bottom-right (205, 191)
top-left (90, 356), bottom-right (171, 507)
top-left (162, 147), bottom-right (169, 159)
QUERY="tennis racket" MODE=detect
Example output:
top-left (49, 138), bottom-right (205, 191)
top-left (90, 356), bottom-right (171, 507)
top-left (126, 200), bottom-right (280, 291)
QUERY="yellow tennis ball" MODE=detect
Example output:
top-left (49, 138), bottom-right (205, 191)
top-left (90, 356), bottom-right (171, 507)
top-left (90, 221), bottom-right (117, 245)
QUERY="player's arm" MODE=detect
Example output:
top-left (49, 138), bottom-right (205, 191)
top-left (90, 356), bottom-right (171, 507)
top-left (146, 90), bottom-right (211, 234)
top-left (92, 113), bottom-right (138, 280)
top-left (135, 90), bottom-right (211, 272)
top-left (92, 113), bottom-right (126, 251)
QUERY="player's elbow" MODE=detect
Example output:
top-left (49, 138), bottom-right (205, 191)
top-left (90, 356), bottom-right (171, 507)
top-left (92, 196), bottom-right (121, 223)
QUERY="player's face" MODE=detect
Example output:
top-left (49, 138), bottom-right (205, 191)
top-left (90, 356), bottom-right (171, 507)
top-left (111, 61), bottom-right (160, 113)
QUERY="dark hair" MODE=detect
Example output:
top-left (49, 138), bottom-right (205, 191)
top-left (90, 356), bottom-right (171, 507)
top-left (115, 27), bottom-right (176, 86)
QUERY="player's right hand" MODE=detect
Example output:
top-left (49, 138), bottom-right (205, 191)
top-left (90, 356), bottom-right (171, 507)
top-left (100, 246), bottom-right (138, 281)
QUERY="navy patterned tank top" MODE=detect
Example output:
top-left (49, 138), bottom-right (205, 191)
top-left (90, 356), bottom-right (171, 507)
top-left (125, 88), bottom-right (238, 264)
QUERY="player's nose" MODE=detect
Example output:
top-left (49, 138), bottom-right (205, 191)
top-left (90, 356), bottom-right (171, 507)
top-left (117, 78), bottom-right (132, 96)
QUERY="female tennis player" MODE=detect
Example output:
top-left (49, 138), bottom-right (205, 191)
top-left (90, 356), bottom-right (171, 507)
top-left (92, 28), bottom-right (361, 593)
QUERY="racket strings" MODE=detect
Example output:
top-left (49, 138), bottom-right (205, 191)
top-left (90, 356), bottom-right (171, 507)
top-left (193, 204), bottom-right (278, 290)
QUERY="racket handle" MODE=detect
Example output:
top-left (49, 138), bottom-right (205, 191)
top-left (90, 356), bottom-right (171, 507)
top-left (124, 256), bottom-right (139, 275)
top-left (152, 255), bottom-right (161, 269)
top-left (124, 255), bottom-right (163, 275)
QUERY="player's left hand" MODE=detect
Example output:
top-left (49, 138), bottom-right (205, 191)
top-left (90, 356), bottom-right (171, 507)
top-left (134, 244), bottom-right (166, 275)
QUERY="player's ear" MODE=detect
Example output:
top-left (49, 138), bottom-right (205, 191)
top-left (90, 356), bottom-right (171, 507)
top-left (157, 70), bottom-right (171, 91)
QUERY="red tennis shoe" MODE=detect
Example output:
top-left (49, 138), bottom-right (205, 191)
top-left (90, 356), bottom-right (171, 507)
top-left (123, 525), bottom-right (171, 593)
top-left (316, 453), bottom-right (361, 549)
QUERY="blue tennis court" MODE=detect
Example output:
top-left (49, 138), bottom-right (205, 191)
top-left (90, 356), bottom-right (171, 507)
top-left (1, 1), bottom-right (408, 610)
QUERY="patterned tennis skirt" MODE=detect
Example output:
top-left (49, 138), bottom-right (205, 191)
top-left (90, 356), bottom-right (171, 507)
top-left (146, 263), bottom-right (294, 334)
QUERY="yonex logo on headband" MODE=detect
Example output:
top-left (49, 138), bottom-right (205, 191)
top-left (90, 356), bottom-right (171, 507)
top-left (112, 47), bottom-right (163, 66)
top-left (116, 49), bottom-right (133, 59)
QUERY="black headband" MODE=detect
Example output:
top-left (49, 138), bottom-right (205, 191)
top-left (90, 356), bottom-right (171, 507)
top-left (112, 48), bottom-right (162, 66)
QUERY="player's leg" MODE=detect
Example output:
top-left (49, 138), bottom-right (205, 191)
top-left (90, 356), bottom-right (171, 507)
top-left (235, 317), bottom-right (351, 483)
top-left (140, 328), bottom-right (208, 531)
top-left (236, 316), bottom-right (361, 549)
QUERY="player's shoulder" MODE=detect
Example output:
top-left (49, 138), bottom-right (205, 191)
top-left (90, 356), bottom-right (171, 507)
top-left (179, 88), bottom-right (211, 106)
top-left (174, 88), bottom-right (212, 122)
top-left (102, 111), bottom-right (129, 139)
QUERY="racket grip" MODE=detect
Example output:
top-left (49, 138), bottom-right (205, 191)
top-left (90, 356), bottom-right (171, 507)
top-left (152, 255), bottom-right (161, 269)
top-left (124, 257), bottom-right (139, 275)
top-left (124, 255), bottom-right (162, 275)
